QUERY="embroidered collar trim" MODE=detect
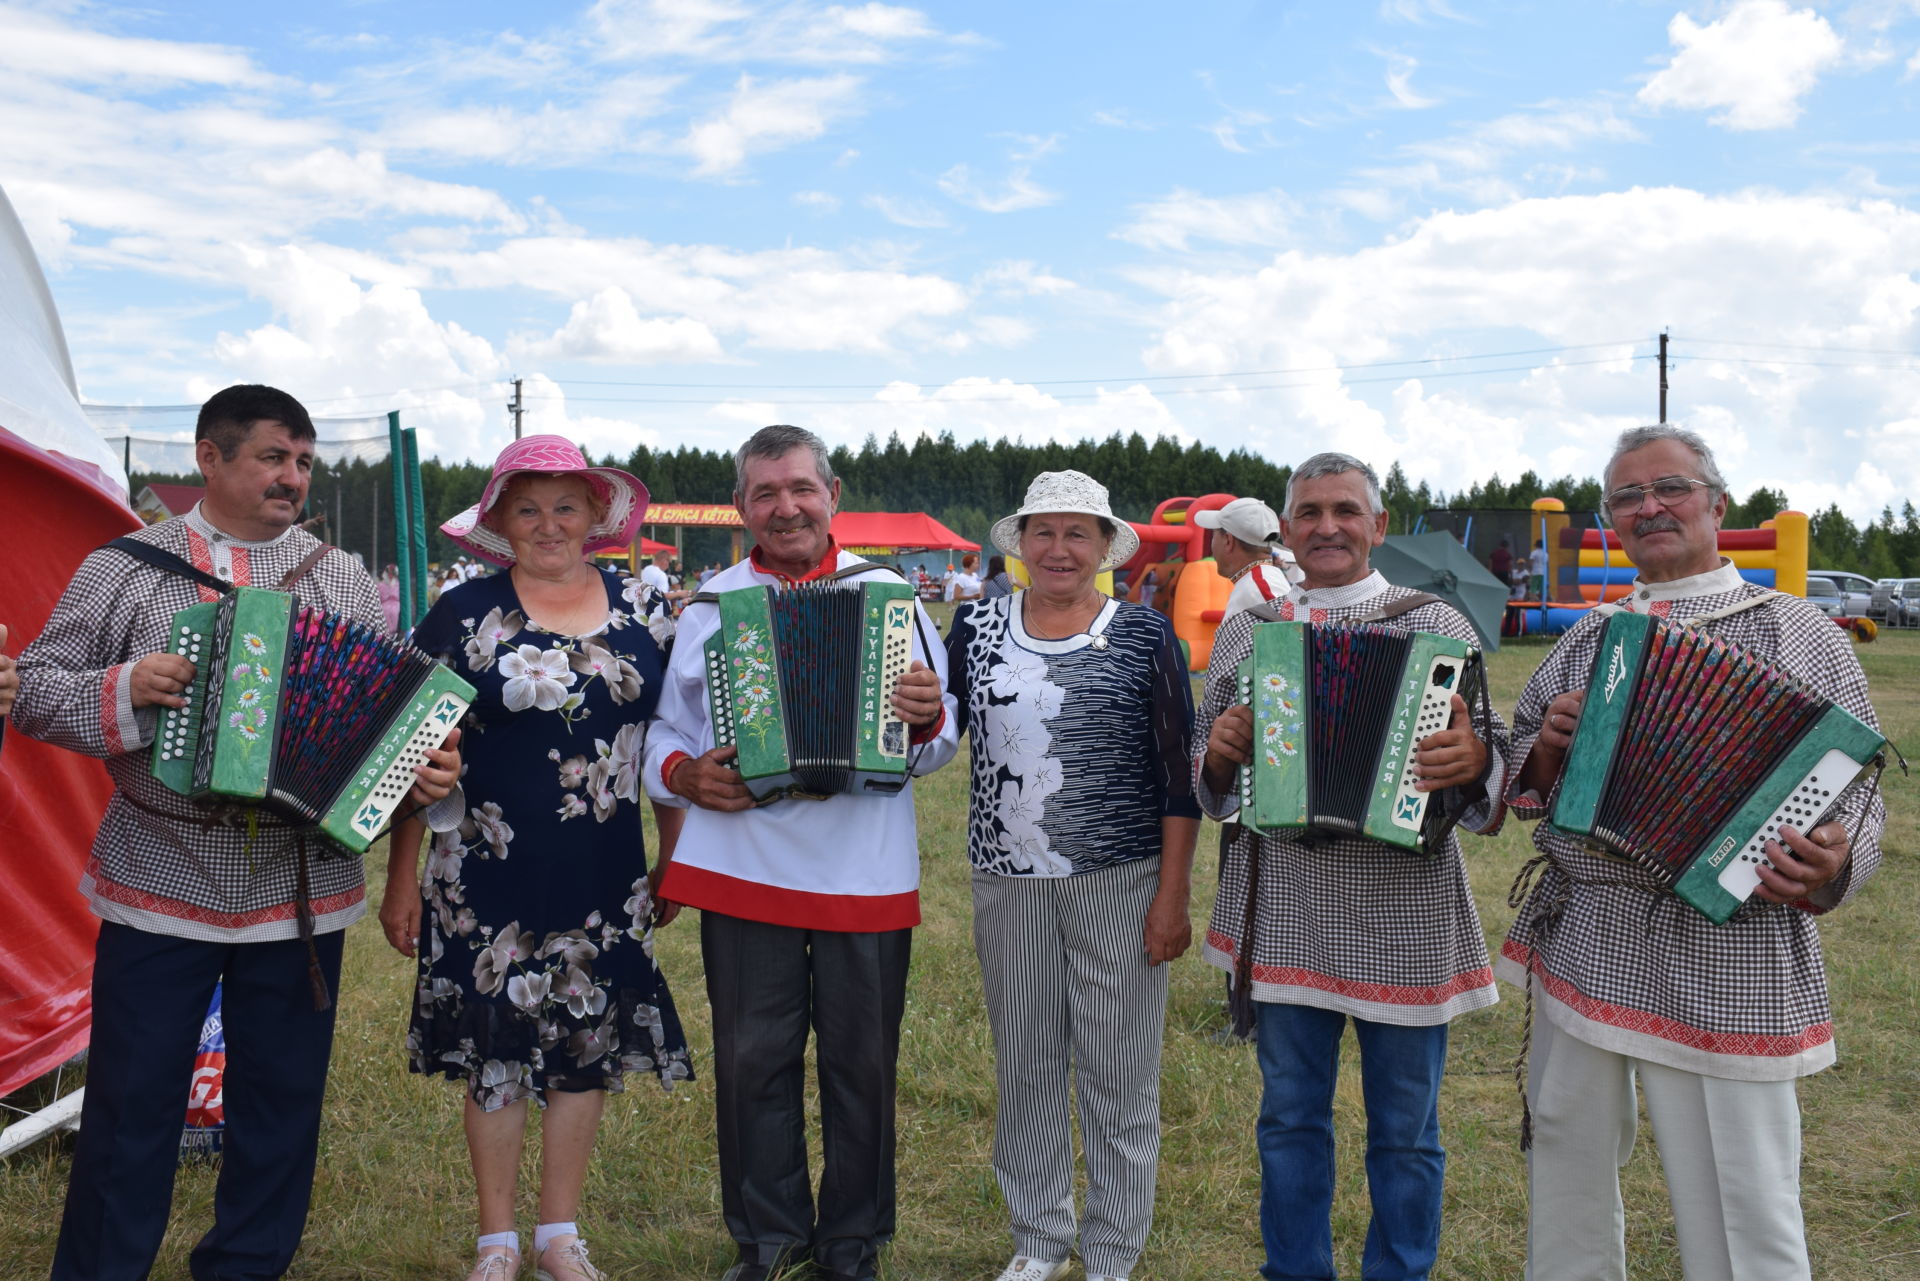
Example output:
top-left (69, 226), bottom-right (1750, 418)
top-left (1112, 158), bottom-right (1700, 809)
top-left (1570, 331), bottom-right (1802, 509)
top-left (1296, 569), bottom-right (1388, 612)
top-left (185, 502), bottom-right (295, 549)
top-left (1627, 557), bottom-right (1744, 606)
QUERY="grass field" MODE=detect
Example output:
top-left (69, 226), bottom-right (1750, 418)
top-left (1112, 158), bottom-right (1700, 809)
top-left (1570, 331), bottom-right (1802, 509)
top-left (4, 621), bottom-right (1917, 1279)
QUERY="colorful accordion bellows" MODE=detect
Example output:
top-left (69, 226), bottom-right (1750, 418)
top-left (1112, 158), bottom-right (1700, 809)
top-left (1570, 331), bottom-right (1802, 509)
top-left (150, 586), bottom-right (474, 853)
top-left (705, 579), bottom-right (917, 801)
top-left (1551, 610), bottom-right (1885, 923)
top-left (1236, 621), bottom-right (1483, 853)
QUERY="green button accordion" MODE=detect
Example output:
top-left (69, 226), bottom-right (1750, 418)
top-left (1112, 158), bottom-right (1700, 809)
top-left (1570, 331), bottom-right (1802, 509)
top-left (704, 579), bottom-right (917, 802)
top-left (149, 586), bottom-right (475, 853)
top-left (1236, 620), bottom-right (1484, 854)
top-left (1550, 609), bottom-right (1885, 923)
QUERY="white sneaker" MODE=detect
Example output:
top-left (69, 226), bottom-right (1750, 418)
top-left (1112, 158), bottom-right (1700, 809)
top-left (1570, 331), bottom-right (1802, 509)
top-left (993, 1257), bottom-right (1070, 1281)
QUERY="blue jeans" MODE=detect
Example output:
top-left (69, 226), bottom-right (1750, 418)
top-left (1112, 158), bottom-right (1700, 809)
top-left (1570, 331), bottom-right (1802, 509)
top-left (1255, 1003), bottom-right (1448, 1281)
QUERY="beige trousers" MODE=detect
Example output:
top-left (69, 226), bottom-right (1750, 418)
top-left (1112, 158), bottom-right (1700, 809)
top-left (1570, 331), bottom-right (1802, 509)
top-left (1524, 1008), bottom-right (1810, 1281)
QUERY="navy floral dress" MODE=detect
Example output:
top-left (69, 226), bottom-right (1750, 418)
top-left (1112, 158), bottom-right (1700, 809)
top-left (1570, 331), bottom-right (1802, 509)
top-left (406, 567), bottom-right (692, 1110)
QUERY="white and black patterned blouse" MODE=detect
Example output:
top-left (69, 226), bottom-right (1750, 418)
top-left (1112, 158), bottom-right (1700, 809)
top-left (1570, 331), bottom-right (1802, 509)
top-left (945, 594), bottom-right (1200, 879)
top-left (1500, 562), bottom-right (1885, 1081)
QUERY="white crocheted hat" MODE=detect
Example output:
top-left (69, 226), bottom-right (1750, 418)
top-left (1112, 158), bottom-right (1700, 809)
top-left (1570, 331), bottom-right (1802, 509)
top-left (990, 470), bottom-right (1140, 569)
top-left (440, 434), bottom-right (650, 567)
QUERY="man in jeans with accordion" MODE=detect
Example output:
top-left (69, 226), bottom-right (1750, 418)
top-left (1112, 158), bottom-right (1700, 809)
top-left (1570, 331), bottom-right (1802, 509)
top-left (1502, 424), bottom-right (1885, 1281)
top-left (15, 385), bottom-right (461, 1280)
top-left (1195, 451), bottom-right (1510, 1281)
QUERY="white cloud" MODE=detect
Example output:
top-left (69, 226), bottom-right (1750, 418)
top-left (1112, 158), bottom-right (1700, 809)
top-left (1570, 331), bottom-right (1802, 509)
top-left (586, 0), bottom-right (968, 65)
top-left (1091, 108), bottom-right (1154, 130)
top-left (255, 149), bottom-right (523, 228)
top-left (975, 260), bottom-right (1077, 296)
top-left (864, 194), bottom-right (949, 228)
top-left (683, 73), bottom-right (864, 176)
top-left (414, 234), bottom-right (972, 355)
top-left (1129, 187), bottom-right (1920, 519)
top-left (936, 135), bottom-right (1062, 213)
top-left (514, 286), bottom-right (727, 364)
top-left (793, 189), bottom-right (841, 213)
top-left (1638, 0), bottom-right (1846, 131)
top-left (369, 75), bottom-right (683, 165)
top-left (1115, 188), bottom-right (1297, 253)
top-left (0, 5), bottom-right (273, 87)
top-left (1382, 51), bottom-right (1439, 109)
top-left (1379, 0), bottom-right (1469, 23)
top-left (1344, 100), bottom-right (1641, 214)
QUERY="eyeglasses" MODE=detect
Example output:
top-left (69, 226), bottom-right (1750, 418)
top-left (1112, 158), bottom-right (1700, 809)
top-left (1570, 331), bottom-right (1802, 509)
top-left (1603, 475), bottom-right (1716, 517)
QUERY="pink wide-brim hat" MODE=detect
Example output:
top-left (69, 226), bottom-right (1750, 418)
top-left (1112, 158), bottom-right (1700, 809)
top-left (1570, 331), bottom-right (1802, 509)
top-left (440, 434), bottom-right (650, 567)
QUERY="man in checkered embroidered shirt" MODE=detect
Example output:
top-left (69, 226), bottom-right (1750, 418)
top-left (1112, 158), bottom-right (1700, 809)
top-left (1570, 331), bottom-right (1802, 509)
top-left (1195, 452), bottom-right (1510, 1281)
top-left (14, 385), bottom-right (460, 1281)
top-left (1502, 424), bottom-right (1885, 1281)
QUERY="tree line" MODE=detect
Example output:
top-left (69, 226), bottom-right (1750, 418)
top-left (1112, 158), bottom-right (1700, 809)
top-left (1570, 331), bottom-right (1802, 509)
top-left (130, 430), bottom-right (1918, 579)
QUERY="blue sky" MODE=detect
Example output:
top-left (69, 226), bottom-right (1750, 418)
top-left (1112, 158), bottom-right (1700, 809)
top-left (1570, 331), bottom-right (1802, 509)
top-left (5, 0), bottom-right (1920, 518)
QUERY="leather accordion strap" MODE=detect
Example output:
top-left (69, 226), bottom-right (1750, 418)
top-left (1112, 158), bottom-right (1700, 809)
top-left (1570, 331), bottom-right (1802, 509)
top-left (276, 544), bottom-right (334, 591)
top-left (104, 536), bottom-right (232, 595)
top-left (1358, 590), bottom-right (1444, 623)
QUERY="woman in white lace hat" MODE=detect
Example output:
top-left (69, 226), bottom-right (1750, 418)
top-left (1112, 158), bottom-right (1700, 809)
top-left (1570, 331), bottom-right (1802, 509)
top-left (943, 470), bottom-right (1201, 1281)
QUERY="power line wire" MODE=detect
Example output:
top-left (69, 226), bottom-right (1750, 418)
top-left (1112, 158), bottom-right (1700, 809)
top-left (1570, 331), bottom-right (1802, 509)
top-left (552, 340), bottom-right (1647, 390)
top-left (531, 354), bottom-right (1654, 406)
top-left (1673, 336), bottom-right (1920, 358)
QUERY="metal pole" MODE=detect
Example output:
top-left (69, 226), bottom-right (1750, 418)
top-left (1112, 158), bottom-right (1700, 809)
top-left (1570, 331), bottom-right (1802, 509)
top-left (509, 378), bottom-right (524, 439)
top-left (388, 412), bottom-right (412, 630)
top-left (1658, 331), bottom-right (1669, 423)
top-left (403, 427), bottom-right (429, 623)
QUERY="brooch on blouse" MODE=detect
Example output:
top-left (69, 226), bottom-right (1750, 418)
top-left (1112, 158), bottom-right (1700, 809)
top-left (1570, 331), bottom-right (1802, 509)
top-left (1089, 634), bottom-right (1109, 651)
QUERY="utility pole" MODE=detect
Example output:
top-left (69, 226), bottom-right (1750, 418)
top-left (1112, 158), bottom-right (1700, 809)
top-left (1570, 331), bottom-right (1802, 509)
top-left (1651, 330), bottom-right (1666, 426)
top-left (508, 377), bottom-right (525, 439)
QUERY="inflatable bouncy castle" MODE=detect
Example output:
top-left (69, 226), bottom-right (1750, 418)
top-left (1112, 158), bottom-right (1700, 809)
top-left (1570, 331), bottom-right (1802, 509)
top-left (1112, 493), bottom-right (1243, 670)
top-left (1512, 495), bottom-right (1810, 635)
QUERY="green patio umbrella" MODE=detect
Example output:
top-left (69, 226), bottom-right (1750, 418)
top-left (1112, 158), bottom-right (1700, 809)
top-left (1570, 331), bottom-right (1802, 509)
top-left (1372, 532), bottom-right (1508, 652)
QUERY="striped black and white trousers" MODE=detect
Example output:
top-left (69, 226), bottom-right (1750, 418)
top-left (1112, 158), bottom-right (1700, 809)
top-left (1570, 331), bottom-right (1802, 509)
top-left (971, 857), bottom-right (1168, 1279)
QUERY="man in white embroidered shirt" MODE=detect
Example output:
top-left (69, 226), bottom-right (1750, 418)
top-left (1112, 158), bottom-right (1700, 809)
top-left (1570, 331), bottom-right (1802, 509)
top-left (1502, 424), bottom-right (1884, 1281)
top-left (1194, 496), bottom-right (1300, 619)
top-left (1194, 452), bottom-right (1508, 1281)
top-left (644, 424), bottom-right (960, 1281)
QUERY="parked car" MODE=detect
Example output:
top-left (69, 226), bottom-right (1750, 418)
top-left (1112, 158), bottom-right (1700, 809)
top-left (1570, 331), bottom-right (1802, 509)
top-left (1868, 577), bottom-right (1920, 627)
top-left (1804, 575), bottom-right (1845, 618)
top-left (1812, 569), bottom-right (1875, 616)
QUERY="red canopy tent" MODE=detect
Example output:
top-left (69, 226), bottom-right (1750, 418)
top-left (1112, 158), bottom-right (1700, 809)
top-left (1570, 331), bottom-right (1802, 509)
top-left (830, 511), bottom-right (979, 553)
top-left (0, 186), bottom-right (139, 1104)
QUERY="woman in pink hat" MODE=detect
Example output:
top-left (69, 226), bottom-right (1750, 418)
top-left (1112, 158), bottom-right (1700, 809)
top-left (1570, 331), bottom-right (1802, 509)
top-left (379, 435), bottom-right (692, 1281)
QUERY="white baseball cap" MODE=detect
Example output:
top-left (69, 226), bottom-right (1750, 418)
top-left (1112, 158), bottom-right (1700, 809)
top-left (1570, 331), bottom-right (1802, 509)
top-left (1193, 497), bottom-right (1281, 546)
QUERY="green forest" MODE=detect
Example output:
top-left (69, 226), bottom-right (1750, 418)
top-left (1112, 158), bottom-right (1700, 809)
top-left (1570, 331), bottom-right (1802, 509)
top-left (134, 430), bottom-right (1920, 580)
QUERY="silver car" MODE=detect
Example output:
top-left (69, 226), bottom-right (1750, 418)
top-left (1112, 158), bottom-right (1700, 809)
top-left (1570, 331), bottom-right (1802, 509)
top-left (1868, 577), bottom-right (1920, 627)
top-left (1812, 570), bottom-right (1875, 616)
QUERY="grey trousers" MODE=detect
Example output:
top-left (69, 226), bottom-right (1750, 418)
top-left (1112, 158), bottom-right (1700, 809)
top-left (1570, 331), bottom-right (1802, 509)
top-left (971, 858), bottom-right (1168, 1279)
top-left (701, 910), bottom-right (910, 1279)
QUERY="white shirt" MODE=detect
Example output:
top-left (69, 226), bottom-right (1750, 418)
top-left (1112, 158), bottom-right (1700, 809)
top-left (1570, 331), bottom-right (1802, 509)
top-left (643, 551), bottom-right (961, 931)
top-left (945, 571), bottom-right (982, 601)
top-left (640, 563), bottom-right (671, 594)
top-left (1223, 561), bottom-right (1298, 619)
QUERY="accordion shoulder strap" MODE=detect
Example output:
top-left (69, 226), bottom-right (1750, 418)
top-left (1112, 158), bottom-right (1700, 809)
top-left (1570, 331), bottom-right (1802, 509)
top-left (685, 560), bottom-right (909, 607)
top-left (1358, 590), bottom-right (1444, 624)
top-left (1237, 588), bottom-right (1444, 627)
top-left (103, 536), bottom-right (232, 595)
top-left (1686, 590), bottom-right (1781, 626)
top-left (277, 543), bottom-right (335, 591)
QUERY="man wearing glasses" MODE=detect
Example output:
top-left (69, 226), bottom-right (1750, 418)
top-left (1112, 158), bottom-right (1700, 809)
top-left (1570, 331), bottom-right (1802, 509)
top-left (1498, 425), bottom-right (1884, 1280)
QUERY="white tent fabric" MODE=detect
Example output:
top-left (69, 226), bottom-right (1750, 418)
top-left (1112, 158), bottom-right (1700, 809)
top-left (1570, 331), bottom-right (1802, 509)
top-left (0, 185), bottom-right (125, 499)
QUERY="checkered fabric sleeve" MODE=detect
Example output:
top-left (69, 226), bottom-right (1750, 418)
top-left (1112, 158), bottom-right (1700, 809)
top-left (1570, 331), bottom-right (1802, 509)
top-left (1193, 586), bottom-right (1508, 1026)
top-left (1498, 584), bottom-right (1886, 1080)
top-left (14, 518), bottom-right (386, 943)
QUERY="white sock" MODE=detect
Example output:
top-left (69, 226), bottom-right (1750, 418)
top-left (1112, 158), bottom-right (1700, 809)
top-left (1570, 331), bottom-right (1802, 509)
top-left (534, 1221), bottom-right (578, 1253)
top-left (477, 1231), bottom-right (519, 1255)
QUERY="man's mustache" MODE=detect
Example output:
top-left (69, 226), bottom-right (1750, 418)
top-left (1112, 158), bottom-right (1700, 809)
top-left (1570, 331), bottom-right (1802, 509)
top-left (1633, 515), bottom-right (1682, 536)
top-left (765, 516), bottom-right (815, 534)
top-left (264, 485), bottom-right (301, 502)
